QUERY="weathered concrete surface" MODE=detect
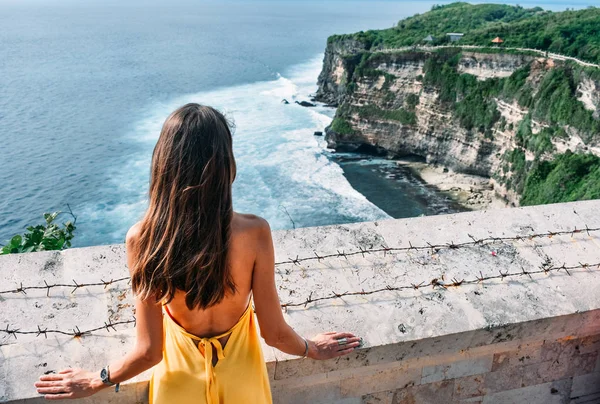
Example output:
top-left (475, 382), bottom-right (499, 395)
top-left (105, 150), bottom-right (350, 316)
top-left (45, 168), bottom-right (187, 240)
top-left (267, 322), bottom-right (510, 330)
top-left (1, 200), bottom-right (600, 403)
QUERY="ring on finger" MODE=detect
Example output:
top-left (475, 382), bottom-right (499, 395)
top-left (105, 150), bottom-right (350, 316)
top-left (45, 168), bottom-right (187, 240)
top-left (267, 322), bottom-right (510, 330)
top-left (337, 337), bottom-right (348, 346)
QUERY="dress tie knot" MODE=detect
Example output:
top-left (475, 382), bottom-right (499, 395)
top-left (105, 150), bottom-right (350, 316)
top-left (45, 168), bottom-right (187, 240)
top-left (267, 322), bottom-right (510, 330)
top-left (200, 336), bottom-right (228, 403)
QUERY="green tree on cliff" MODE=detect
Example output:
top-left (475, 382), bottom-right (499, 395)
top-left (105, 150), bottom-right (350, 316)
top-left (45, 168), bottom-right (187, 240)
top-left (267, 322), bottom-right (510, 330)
top-left (332, 3), bottom-right (600, 64)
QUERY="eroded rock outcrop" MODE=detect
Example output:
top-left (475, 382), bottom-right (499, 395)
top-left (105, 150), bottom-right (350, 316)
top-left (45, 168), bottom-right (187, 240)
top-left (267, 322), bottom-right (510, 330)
top-left (315, 39), bottom-right (368, 106)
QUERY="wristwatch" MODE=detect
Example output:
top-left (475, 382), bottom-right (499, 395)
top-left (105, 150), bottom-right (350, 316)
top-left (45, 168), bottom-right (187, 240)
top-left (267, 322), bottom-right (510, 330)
top-left (100, 366), bottom-right (120, 392)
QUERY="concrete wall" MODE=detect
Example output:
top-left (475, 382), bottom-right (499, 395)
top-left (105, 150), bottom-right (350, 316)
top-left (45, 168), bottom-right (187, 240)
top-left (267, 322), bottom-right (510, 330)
top-left (2, 200), bottom-right (600, 403)
top-left (271, 313), bottom-right (600, 403)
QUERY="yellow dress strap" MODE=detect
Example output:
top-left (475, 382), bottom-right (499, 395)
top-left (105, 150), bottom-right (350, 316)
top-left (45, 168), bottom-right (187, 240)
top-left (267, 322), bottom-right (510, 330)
top-left (162, 304), bottom-right (253, 404)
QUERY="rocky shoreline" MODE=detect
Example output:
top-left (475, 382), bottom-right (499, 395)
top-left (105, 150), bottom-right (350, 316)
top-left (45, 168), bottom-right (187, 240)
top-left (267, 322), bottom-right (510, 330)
top-left (397, 159), bottom-right (509, 211)
top-left (330, 152), bottom-right (468, 218)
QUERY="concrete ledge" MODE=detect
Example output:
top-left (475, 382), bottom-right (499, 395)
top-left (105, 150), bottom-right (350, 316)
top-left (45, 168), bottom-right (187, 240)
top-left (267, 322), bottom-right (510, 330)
top-left (2, 200), bottom-right (600, 403)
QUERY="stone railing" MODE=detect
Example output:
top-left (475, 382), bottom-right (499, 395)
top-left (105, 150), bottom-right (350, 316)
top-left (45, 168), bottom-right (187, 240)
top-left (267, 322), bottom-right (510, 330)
top-left (2, 200), bottom-right (600, 403)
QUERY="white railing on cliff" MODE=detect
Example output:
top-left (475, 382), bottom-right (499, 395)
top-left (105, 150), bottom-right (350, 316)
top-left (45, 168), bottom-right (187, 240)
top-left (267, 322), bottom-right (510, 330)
top-left (376, 45), bottom-right (600, 69)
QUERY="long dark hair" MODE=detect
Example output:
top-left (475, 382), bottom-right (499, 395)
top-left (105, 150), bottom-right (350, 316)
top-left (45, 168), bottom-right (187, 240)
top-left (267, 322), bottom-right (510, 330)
top-left (131, 103), bottom-right (237, 310)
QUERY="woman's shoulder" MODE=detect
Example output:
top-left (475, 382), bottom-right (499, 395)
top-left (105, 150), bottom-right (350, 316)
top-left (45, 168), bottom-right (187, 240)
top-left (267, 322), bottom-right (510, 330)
top-left (231, 213), bottom-right (272, 263)
top-left (232, 212), bottom-right (270, 232)
top-left (125, 221), bottom-right (142, 246)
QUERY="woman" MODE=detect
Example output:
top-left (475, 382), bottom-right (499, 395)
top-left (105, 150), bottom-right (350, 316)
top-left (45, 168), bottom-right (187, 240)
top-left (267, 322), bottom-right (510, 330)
top-left (35, 104), bottom-right (360, 403)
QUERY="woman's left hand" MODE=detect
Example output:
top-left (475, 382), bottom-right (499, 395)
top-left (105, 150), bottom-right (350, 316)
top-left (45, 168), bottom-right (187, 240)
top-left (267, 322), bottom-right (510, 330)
top-left (35, 368), bottom-right (104, 400)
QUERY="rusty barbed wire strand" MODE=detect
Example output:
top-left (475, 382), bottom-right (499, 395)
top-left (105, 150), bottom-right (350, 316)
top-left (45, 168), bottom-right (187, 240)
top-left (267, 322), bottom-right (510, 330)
top-left (2, 319), bottom-right (136, 340)
top-left (0, 277), bottom-right (131, 296)
top-left (1, 260), bottom-right (598, 339)
top-left (274, 225), bottom-right (600, 266)
top-left (0, 226), bottom-right (598, 296)
top-left (280, 261), bottom-right (600, 308)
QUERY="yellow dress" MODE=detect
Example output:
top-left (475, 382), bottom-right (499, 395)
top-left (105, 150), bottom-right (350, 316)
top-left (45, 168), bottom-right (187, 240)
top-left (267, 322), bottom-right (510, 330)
top-left (149, 303), bottom-right (272, 404)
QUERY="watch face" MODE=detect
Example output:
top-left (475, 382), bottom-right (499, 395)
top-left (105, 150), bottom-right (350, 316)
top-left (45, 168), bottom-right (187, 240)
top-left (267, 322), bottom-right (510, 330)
top-left (100, 368), bottom-right (108, 382)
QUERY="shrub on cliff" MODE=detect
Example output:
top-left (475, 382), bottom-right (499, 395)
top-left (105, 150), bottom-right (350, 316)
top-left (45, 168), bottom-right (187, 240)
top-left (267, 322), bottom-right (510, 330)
top-left (419, 50), bottom-right (599, 143)
top-left (355, 105), bottom-right (417, 125)
top-left (330, 117), bottom-right (355, 135)
top-left (1, 210), bottom-right (76, 254)
top-left (331, 3), bottom-right (600, 64)
top-left (423, 50), bottom-right (502, 133)
top-left (531, 67), bottom-right (600, 142)
top-left (504, 148), bottom-right (529, 194)
top-left (521, 151), bottom-right (600, 205)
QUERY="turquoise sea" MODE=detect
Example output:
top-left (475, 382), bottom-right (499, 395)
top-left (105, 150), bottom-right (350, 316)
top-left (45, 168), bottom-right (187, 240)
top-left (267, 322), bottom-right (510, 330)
top-left (0, 0), bottom-right (593, 247)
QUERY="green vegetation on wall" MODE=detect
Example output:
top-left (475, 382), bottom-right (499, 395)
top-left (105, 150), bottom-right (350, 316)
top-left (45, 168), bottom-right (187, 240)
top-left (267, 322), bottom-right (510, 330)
top-left (514, 115), bottom-right (556, 157)
top-left (1, 210), bottom-right (77, 254)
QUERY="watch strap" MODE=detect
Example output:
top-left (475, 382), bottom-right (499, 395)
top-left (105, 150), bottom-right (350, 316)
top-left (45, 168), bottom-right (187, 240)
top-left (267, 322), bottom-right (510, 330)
top-left (101, 366), bottom-right (115, 386)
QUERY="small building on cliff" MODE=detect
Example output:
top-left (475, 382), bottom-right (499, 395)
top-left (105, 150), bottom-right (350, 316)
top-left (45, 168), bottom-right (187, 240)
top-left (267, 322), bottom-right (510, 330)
top-left (492, 37), bottom-right (504, 46)
top-left (447, 33), bottom-right (464, 42)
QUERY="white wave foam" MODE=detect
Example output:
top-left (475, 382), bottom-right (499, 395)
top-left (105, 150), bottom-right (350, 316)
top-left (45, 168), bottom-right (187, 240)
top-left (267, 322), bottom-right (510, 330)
top-left (79, 55), bottom-right (389, 243)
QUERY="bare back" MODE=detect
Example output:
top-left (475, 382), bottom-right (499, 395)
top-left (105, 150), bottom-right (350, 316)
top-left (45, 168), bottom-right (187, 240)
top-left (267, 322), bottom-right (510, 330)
top-left (162, 212), bottom-right (263, 338)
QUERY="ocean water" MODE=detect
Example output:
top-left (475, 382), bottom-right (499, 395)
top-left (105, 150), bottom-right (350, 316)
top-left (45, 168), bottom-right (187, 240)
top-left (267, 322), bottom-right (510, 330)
top-left (0, 0), bottom-right (591, 247)
top-left (101, 56), bottom-right (390, 244)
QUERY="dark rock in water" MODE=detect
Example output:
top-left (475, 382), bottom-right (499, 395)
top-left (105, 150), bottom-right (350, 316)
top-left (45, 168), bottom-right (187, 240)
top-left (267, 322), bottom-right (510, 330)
top-left (314, 131), bottom-right (323, 136)
top-left (281, 99), bottom-right (290, 104)
top-left (295, 100), bottom-right (316, 107)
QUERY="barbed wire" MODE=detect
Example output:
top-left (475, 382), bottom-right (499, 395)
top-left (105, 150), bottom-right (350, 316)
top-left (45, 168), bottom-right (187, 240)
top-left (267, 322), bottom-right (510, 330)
top-left (0, 277), bottom-right (131, 297)
top-left (2, 319), bottom-right (136, 340)
top-left (280, 261), bottom-right (599, 308)
top-left (1, 225), bottom-right (598, 340)
top-left (275, 225), bottom-right (598, 266)
top-left (1, 259), bottom-right (598, 341)
top-left (0, 225), bottom-right (597, 297)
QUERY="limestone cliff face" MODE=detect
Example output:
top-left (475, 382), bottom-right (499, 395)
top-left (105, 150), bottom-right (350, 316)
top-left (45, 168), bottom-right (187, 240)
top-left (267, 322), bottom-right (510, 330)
top-left (457, 51), bottom-right (535, 79)
top-left (577, 74), bottom-right (600, 119)
top-left (317, 42), bottom-right (600, 204)
top-left (321, 50), bottom-right (533, 175)
top-left (315, 38), bottom-right (367, 105)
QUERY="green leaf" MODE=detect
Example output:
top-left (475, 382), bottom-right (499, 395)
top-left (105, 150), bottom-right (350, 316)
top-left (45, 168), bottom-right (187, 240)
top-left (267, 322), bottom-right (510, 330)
top-left (10, 235), bottom-right (22, 247)
top-left (3, 208), bottom-right (77, 254)
top-left (44, 212), bottom-right (59, 224)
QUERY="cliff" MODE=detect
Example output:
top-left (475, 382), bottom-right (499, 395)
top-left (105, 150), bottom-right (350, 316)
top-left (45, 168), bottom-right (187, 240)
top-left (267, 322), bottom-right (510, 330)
top-left (315, 3), bottom-right (600, 207)
top-left (316, 43), bottom-right (600, 206)
top-left (315, 38), bottom-right (367, 106)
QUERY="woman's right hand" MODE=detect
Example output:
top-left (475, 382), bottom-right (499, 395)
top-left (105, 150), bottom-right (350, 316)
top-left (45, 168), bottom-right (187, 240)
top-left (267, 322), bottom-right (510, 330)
top-left (307, 332), bottom-right (362, 360)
